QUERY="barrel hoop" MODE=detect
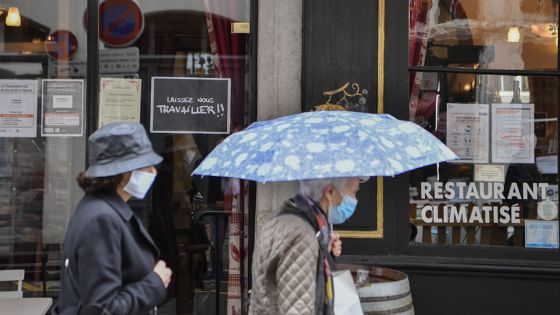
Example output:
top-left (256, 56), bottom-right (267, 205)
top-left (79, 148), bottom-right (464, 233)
top-left (359, 291), bottom-right (411, 303)
top-left (363, 303), bottom-right (414, 315)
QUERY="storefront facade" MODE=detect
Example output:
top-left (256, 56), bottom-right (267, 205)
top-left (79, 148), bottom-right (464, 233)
top-left (296, 0), bottom-right (560, 314)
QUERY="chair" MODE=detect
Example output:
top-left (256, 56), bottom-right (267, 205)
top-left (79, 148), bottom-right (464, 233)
top-left (0, 269), bottom-right (24, 298)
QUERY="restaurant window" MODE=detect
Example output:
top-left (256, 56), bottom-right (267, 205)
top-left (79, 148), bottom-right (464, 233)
top-left (0, 0), bottom-right (88, 300)
top-left (0, 1), bottom-right (254, 314)
top-left (408, 0), bottom-right (560, 249)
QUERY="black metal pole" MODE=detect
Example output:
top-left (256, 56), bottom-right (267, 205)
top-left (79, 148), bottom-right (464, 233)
top-left (546, 2), bottom-right (560, 231)
top-left (247, 0), bottom-right (259, 306)
top-left (86, 0), bottom-right (99, 139)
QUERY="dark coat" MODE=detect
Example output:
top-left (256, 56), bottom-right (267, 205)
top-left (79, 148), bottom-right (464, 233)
top-left (57, 192), bottom-right (167, 315)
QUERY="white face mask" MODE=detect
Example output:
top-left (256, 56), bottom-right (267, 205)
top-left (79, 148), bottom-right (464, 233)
top-left (123, 170), bottom-right (157, 199)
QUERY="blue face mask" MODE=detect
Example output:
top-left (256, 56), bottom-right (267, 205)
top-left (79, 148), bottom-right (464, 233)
top-left (328, 194), bottom-right (358, 224)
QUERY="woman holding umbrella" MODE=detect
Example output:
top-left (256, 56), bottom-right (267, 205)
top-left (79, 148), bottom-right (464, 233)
top-left (248, 177), bottom-right (366, 315)
top-left (192, 110), bottom-right (458, 315)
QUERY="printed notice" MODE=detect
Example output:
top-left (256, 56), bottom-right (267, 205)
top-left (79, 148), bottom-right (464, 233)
top-left (150, 77), bottom-right (230, 134)
top-left (474, 164), bottom-right (505, 183)
top-left (42, 79), bottom-right (84, 137)
top-left (446, 103), bottom-right (490, 163)
top-left (492, 103), bottom-right (535, 164)
top-left (0, 80), bottom-right (38, 137)
top-left (525, 220), bottom-right (559, 249)
top-left (99, 78), bottom-right (142, 127)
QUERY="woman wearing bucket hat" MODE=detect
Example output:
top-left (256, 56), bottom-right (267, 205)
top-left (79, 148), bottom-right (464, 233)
top-left (57, 122), bottom-right (172, 315)
top-left (249, 176), bottom-right (368, 315)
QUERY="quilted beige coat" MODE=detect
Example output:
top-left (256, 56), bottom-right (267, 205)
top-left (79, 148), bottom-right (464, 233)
top-left (249, 211), bottom-right (319, 315)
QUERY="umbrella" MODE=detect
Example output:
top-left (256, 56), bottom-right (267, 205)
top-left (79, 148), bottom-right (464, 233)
top-left (193, 111), bottom-right (458, 182)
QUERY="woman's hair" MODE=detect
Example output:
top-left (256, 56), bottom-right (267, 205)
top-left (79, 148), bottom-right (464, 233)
top-left (299, 178), bottom-right (348, 202)
top-left (76, 171), bottom-right (123, 194)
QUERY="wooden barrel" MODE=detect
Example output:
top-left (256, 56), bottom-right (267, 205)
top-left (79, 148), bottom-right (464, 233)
top-left (338, 264), bottom-right (414, 315)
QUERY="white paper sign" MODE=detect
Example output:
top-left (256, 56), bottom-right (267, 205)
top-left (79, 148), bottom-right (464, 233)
top-left (446, 103), bottom-right (490, 163)
top-left (53, 95), bottom-right (73, 108)
top-left (0, 80), bottom-right (38, 137)
top-left (474, 164), bottom-right (505, 183)
top-left (525, 220), bottom-right (559, 249)
top-left (492, 104), bottom-right (535, 164)
top-left (98, 78), bottom-right (141, 127)
top-left (41, 79), bottom-right (84, 137)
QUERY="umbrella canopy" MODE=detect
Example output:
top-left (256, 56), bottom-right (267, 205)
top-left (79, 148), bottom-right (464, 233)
top-left (193, 111), bottom-right (458, 182)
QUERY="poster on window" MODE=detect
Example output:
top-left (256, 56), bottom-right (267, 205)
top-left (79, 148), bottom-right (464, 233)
top-left (525, 220), bottom-right (559, 249)
top-left (491, 103), bottom-right (534, 164)
top-left (0, 80), bottom-right (38, 138)
top-left (98, 78), bottom-right (142, 127)
top-left (446, 103), bottom-right (490, 163)
top-left (41, 79), bottom-right (84, 137)
top-left (150, 77), bottom-right (230, 134)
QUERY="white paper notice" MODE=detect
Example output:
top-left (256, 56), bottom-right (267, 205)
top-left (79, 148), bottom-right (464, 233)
top-left (41, 79), bottom-right (84, 137)
top-left (446, 103), bottom-right (490, 163)
top-left (0, 80), bottom-right (38, 137)
top-left (525, 220), bottom-right (559, 249)
top-left (53, 95), bottom-right (73, 108)
top-left (474, 164), bottom-right (505, 182)
top-left (492, 104), bottom-right (535, 164)
top-left (98, 78), bottom-right (141, 127)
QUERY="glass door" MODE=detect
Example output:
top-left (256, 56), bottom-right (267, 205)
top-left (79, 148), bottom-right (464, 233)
top-left (95, 1), bottom-right (253, 314)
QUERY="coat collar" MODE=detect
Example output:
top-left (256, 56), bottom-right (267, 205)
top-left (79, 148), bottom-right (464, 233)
top-left (98, 192), bottom-right (134, 221)
top-left (96, 192), bottom-right (160, 257)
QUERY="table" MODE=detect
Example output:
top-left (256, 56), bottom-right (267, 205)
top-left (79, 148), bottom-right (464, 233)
top-left (0, 298), bottom-right (52, 315)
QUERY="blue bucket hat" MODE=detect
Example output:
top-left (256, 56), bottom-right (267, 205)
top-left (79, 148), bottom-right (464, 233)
top-left (85, 122), bottom-right (163, 177)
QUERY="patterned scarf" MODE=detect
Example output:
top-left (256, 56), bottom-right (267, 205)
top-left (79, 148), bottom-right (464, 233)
top-left (282, 194), bottom-right (335, 315)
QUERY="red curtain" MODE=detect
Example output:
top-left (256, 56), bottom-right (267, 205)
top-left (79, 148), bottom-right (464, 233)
top-left (204, 2), bottom-right (248, 314)
top-left (205, 1), bottom-right (247, 131)
top-left (408, 0), bottom-right (432, 121)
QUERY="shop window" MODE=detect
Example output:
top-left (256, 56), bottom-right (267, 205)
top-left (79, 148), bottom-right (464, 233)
top-left (0, 0), bottom-right (88, 300)
top-left (409, 0), bottom-right (560, 250)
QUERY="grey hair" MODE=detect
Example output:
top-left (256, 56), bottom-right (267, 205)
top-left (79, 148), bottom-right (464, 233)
top-left (299, 178), bottom-right (348, 202)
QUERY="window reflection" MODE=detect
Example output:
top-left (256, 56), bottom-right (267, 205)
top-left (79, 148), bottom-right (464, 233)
top-left (409, 0), bottom-right (559, 70)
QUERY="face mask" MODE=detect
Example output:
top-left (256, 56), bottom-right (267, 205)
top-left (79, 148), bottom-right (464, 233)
top-left (328, 194), bottom-right (358, 224)
top-left (123, 170), bottom-right (157, 199)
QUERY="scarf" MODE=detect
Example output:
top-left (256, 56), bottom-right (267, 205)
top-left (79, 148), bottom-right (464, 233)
top-left (280, 194), bottom-right (335, 315)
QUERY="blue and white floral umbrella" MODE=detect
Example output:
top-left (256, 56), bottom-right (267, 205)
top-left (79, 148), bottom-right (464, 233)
top-left (193, 111), bottom-right (458, 182)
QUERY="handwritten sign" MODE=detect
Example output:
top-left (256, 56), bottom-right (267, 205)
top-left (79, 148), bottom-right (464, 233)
top-left (150, 77), bottom-right (230, 134)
